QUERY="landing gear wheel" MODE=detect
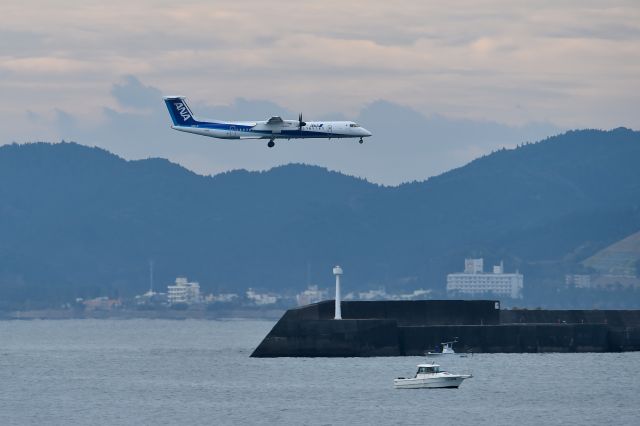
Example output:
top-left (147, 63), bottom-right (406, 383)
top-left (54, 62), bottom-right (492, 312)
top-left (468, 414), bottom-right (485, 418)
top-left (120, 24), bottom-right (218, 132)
top-left (267, 140), bottom-right (275, 148)
top-left (359, 138), bottom-right (364, 144)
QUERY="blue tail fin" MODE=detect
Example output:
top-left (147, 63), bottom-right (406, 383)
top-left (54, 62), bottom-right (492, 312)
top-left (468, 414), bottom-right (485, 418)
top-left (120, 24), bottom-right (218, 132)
top-left (163, 96), bottom-right (199, 126)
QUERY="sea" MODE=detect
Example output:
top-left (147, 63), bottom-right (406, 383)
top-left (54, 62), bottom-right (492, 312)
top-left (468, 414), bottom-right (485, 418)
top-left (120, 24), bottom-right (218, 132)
top-left (1, 319), bottom-right (639, 426)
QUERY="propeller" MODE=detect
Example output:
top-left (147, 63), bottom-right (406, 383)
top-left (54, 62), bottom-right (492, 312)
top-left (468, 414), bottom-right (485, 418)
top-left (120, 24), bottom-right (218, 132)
top-left (298, 113), bottom-right (306, 130)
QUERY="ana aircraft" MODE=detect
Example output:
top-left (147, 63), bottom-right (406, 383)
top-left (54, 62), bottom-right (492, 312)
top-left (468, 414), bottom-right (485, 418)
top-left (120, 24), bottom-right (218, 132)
top-left (163, 96), bottom-right (372, 148)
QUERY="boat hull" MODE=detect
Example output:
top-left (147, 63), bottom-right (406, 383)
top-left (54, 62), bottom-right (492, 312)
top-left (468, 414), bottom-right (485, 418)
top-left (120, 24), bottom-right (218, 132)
top-left (393, 375), bottom-right (471, 389)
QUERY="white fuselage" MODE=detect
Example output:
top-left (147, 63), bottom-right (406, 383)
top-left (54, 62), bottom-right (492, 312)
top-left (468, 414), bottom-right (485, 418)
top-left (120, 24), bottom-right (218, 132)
top-left (171, 119), bottom-right (371, 140)
top-left (163, 96), bottom-right (371, 146)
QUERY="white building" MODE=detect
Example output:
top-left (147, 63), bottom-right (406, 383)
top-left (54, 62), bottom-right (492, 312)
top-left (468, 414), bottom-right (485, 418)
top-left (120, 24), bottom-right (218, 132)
top-left (205, 293), bottom-right (239, 303)
top-left (134, 290), bottom-right (167, 305)
top-left (565, 274), bottom-right (592, 289)
top-left (167, 277), bottom-right (201, 304)
top-left (447, 259), bottom-right (523, 299)
top-left (465, 258), bottom-right (484, 274)
top-left (246, 289), bottom-right (278, 306)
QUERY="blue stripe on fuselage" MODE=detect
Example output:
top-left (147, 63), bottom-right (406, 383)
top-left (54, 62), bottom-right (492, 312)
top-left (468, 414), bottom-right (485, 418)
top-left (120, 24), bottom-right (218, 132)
top-left (192, 122), bottom-right (346, 138)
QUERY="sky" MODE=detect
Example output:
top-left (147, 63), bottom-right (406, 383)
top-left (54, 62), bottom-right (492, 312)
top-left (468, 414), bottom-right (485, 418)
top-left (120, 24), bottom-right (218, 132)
top-left (1, 0), bottom-right (638, 184)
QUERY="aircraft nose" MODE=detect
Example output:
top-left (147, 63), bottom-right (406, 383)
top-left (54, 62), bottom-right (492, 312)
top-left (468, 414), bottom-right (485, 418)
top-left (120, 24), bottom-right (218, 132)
top-left (361, 128), bottom-right (372, 137)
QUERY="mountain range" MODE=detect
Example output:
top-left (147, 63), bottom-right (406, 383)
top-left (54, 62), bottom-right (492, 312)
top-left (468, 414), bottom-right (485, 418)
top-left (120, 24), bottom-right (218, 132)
top-left (1, 128), bottom-right (639, 308)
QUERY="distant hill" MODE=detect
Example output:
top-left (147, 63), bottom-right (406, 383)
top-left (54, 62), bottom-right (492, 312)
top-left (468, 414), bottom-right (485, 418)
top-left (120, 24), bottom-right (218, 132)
top-left (583, 231), bottom-right (640, 277)
top-left (1, 128), bottom-right (639, 308)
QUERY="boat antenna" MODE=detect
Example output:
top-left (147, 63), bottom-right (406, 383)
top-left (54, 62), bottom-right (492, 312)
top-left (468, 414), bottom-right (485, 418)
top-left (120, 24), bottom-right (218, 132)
top-left (149, 259), bottom-right (154, 294)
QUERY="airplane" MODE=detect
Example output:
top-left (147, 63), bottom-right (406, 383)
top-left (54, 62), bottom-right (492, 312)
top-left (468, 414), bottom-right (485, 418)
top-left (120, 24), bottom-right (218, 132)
top-left (163, 96), bottom-right (372, 148)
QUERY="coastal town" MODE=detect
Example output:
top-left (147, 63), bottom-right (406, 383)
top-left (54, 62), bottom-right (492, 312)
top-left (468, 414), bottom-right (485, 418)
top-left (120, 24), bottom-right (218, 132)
top-left (6, 253), bottom-right (640, 320)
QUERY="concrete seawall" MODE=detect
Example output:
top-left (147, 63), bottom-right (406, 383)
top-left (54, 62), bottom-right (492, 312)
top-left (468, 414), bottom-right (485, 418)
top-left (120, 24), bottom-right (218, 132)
top-left (500, 309), bottom-right (640, 326)
top-left (251, 300), bottom-right (640, 357)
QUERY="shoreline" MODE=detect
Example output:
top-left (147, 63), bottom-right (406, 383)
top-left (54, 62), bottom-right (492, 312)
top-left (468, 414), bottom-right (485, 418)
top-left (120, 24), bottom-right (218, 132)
top-left (0, 308), bottom-right (285, 321)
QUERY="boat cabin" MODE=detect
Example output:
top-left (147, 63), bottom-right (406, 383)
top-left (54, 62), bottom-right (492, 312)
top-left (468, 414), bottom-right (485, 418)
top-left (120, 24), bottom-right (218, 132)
top-left (416, 364), bottom-right (440, 375)
top-left (441, 341), bottom-right (456, 354)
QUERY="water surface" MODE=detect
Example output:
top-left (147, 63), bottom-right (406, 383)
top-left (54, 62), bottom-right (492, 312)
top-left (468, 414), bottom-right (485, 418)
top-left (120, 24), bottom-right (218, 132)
top-left (1, 319), bottom-right (638, 425)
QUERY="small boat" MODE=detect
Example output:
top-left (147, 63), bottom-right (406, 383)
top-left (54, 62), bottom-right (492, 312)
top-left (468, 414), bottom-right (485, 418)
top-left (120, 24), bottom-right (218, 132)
top-left (426, 339), bottom-right (458, 356)
top-left (394, 363), bottom-right (472, 389)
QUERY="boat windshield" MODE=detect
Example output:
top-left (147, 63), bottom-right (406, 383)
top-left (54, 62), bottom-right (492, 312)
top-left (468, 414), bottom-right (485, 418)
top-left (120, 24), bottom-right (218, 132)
top-left (417, 366), bottom-right (439, 374)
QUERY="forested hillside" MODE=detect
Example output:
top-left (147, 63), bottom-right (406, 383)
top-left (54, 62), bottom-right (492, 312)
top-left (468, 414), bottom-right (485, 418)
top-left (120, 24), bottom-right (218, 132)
top-left (1, 128), bottom-right (639, 308)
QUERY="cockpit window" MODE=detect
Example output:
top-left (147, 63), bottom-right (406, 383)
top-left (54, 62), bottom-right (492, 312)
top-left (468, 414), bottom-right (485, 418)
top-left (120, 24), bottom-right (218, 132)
top-left (349, 123), bottom-right (360, 127)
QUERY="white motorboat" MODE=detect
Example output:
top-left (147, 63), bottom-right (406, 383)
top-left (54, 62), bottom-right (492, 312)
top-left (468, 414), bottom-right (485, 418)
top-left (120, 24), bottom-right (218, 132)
top-left (426, 339), bottom-right (458, 356)
top-left (394, 363), bottom-right (472, 389)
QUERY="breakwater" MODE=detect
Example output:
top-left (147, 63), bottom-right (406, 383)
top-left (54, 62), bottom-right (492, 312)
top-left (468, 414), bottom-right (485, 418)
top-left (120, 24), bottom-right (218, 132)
top-left (251, 300), bottom-right (640, 357)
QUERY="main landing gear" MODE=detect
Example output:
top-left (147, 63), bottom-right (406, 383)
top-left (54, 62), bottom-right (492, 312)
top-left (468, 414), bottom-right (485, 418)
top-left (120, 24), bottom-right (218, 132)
top-left (267, 139), bottom-right (275, 148)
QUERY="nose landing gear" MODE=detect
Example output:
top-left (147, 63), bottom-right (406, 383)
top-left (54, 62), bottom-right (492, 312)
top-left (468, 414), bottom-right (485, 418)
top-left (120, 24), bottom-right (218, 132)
top-left (359, 138), bottom-right (364, 144)
top-left (267, 139), bottom-right (275, 148)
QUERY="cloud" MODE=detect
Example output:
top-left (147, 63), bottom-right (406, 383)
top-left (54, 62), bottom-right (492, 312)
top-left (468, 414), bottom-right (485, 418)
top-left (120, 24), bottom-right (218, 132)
top-left (0, 30), bottom-right (49, 57)
top-left (0, 0), bottom-right (638, 129)
top-left (54, 109), bottom-right (76, 132)
top-left (197, 98), bottom-right (293, 122)
top-left (0, 57), bottom-right (98, 74)
top-left (25, 110), bottom-right (42, 123)
top-left (111, 75), bottom-right (163, 110)
top-left (0, 1), bottom-right (638, 171)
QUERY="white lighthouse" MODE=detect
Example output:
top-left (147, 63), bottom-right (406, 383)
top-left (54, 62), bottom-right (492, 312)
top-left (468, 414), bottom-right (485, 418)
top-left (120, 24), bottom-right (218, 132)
top-left (333, 265), bottom-right (343, 320)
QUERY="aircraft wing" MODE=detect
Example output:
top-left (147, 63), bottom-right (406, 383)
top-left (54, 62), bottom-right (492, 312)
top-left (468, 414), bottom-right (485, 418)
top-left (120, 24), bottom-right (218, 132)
top-left (266, 116), bottom-right (284, 125)
top-left (239, 136), bottom-right (263, 139)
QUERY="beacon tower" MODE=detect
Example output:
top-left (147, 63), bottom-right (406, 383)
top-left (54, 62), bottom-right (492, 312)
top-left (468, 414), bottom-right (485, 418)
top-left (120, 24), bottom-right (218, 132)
top-left (333, 265), bottom-right (343, 319)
